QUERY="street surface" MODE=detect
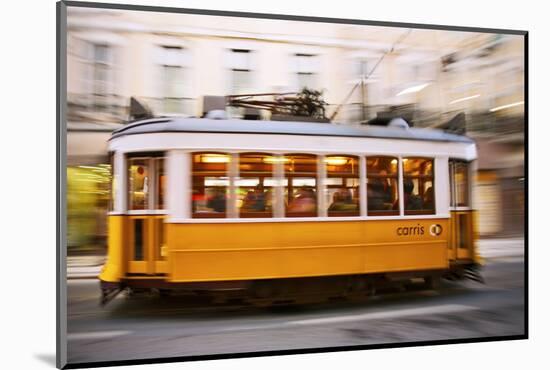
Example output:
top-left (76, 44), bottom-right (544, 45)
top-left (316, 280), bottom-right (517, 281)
top-left (66, 251), bottom-right (525, 365)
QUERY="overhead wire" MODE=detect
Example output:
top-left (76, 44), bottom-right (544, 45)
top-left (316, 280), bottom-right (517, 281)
top-left (329, 29), bottom-right (413, 121)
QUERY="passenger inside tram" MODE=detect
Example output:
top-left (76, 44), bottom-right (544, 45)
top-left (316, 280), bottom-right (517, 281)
top-left (423, 186), bottom-right (434, 210)
top-left (401, 179), bottom-right (423, 210)
top-left (288, 187), bottom-right (316, 213)
top-left (402, 158), bottom-right (434, 214)
top-left (263, 188), bottom-right (273, 211)
top-left (206, 187), bottom-right (226, 213)
top-left (367, 169), bottom-right (394, 211)
top-left (328, 188), bottom-right (357, 212)
top-left (242, 185), bottom-right (267, 212)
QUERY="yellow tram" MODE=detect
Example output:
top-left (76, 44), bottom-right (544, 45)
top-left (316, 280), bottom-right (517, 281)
top-left (99, 116), bottom-right (481, 304)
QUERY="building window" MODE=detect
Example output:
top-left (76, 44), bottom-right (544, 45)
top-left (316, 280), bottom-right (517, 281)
top-left (159, 46), bottom-right (190, 114)
top-left (325, 155), bottom-right (360, 217)
top-left (353, 59), bottom-right (370, 80)
top-left (192, 153), bottom-right (230, 218)
top-left (294, 53), bottom-right (318, 90)
top-left (93, 44), bottom-right (110, 96)
top-left (403, 158), bottom-right (435, 214)
top-left (347, 58), bottom-right (377, 123)
top-left (237, 153), bottom-right (274, 218)
top-left (89, 43), bottom-right (114, 109)
top-left (284, 154), bottom-right (317, 217)
top-left (229, 49), bottom-right (253, 94)
top-left (367, 157), bottom-right (399, 216)
top-left (162, 65), bottom-right (185, 112)
top-left (128, 155), bottom-right (165, 211)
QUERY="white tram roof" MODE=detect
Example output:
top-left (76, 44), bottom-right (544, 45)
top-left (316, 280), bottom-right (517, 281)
top-left (111, 117), bottom-right (474, 144)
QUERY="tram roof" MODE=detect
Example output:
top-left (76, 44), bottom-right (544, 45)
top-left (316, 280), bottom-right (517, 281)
top-left (111, 117), bottom-right (475, 144)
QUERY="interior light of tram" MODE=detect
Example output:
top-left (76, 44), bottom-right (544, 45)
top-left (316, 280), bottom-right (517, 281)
top-left (262, 156), bottom-right (290, 164)
top-left (200, 154), bottom-right (230, 163)
top-left (324, 157), bottom-right (349, 166)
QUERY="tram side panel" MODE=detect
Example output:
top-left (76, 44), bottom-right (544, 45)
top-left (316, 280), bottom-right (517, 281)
top-left (165, 218), bottom-right (450, 283)
top-left (99, 215), bottom-right (127, 283)
top-left (449, 210), bottom-right (480, 263)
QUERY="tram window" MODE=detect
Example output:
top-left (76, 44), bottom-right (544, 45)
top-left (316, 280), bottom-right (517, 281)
top-left (325, 155), bottom-right (360, 217)
top-left (238, 153), bottom-right (273, 218)
top-left (452, 160), bottom-right (470, 207)
top-left (109, 152), bottom-right (115, 211)
top-left (284, 154), bottom-right (317, 217)
top-left (128, 155), bottom-right (166, 211)
top-left (154, 218), bottom-right (166, 260)
top-left (155, 158), bottom-right (166, 210)
top-left (403, 158), bottom-right (435, 215)
top-left (128, 158), bottom-right (149, 210)
top-left (192, 152), bottom-right (229, 218)
top-left (367, 156), bottom-right (399, 216)
top-left (133, 219), bottom-right (144, 261)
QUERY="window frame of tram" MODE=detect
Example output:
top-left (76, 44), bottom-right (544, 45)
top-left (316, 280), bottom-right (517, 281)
top-left (402, 157), bottom-right (435, 215)
top-left (186, 153), bottom-right (443, 220)
top-left (237, 153), bottom-right (274, 218)
top-left (366, 156), bottom-right (400, 216)
top-left (283, 153), bottom-right (318, 217)
top-left (449, 159), bottom-right (470, 208)
top-left (449, 159), bottom-right (471, 249)
top-left (108, 151), bottom-right (115, 212)
top-left (127, 153), bottom-right (167, 212)
top-left (325, 155), bottom-right (360, 217)
top-left (191, 152), bottom-right (231, 218)
top-left (127, 153), bottom-right (166, 262)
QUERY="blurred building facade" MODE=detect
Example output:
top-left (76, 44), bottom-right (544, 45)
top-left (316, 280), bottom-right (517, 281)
top-left (66, 8), bottom-right (524, 250)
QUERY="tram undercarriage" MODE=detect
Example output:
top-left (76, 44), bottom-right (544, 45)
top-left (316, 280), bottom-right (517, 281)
top-left (100, 264), bottom-right (483, 306)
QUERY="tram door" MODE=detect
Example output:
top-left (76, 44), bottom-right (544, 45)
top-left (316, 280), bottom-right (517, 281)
top-left (127, 156), bottom-right (168, 276)
top-left (449, 159), bottom-right (473, 261)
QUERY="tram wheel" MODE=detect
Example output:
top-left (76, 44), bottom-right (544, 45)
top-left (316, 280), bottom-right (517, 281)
top-left (424, 275), bottom-right (441, 290)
